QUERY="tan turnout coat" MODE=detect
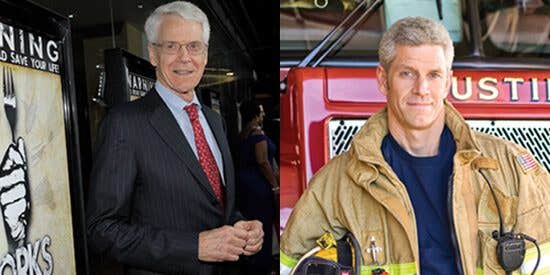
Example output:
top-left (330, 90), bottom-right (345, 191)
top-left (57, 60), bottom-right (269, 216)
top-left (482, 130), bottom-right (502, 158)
top-left (281, 101), bottom-right (550, 275)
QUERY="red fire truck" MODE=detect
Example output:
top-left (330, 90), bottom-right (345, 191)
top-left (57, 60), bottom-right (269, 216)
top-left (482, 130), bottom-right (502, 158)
top-left (279, 0), bottom-right (550, 229)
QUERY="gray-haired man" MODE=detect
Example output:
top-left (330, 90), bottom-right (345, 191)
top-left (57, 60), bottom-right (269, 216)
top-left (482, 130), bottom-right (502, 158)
top-left (86, 2), bottom-right (263, 274)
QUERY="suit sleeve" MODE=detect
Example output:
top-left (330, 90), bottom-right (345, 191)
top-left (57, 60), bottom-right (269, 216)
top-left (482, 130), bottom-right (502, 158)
top-left (85, 110), bottom-right (199, 274)
top-left (229, 205), bottom-right (245, 225)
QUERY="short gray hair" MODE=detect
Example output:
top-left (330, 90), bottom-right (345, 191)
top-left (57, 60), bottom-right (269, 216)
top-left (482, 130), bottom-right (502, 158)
top-left (378, 16), bottom-right (454, 70)
top-left (144, 1), bottom-right (210, 44)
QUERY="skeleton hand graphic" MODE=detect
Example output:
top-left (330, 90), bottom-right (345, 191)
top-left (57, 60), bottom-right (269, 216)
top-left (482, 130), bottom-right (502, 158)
top-left (0, 137), bottom-right (30, 251)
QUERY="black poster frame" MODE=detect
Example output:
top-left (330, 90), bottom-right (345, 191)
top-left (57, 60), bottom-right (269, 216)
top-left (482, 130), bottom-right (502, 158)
top-left (104, 48), bottom-right (155, 106)
top-left (0, 0), bottom-right (88, 273)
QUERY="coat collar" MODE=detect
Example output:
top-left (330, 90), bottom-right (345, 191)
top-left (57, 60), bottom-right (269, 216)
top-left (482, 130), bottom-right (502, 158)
top-left (347, 100), bottom-right (485, 188)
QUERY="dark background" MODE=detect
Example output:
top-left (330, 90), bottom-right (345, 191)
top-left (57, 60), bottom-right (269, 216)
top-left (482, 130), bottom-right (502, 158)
top-left (28, 0), bottom-right (279, 273)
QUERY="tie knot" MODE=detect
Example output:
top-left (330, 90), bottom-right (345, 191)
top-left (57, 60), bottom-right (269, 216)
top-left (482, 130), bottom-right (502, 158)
top-left (184, 104), bottom-right (199, 121)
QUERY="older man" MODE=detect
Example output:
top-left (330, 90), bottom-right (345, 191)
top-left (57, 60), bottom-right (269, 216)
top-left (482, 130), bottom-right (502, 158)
top-left (281, 17), bottom-right (550, 275)
top-left (86, 2), bottom-right (263, 274)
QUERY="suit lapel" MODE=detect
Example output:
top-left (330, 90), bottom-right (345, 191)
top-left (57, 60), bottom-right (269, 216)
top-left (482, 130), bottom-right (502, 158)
top-left (145, 90), bottom-right (219, 204)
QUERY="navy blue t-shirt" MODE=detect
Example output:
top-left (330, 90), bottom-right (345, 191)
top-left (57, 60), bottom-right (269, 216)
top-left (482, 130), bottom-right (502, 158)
top-left (381, 126), bottom-right (459, 275)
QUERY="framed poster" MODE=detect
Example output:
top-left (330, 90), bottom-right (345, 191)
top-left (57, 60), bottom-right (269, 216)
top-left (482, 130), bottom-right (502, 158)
top-left (103, 48), bottom-right (155, 107)
top-left (0, 0), bottom-right (87, 274)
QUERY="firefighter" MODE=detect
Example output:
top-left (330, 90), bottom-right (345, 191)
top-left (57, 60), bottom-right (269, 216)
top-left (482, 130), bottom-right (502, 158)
top-left (280, 16), bottom-right (550, 275)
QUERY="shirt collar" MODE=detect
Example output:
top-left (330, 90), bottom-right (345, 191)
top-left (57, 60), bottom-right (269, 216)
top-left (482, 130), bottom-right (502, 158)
top-left (155, 81), bottom-right (201, 111)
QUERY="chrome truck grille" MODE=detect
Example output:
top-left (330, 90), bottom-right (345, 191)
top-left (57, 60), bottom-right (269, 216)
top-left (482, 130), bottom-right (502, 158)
top-left (328, 119), bottom-right (550, 172)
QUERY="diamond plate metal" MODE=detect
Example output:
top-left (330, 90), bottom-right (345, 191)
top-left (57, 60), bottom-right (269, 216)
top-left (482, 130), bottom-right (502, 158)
top-left (468, 120), bottom-right (550, 172)
top-left (328, 119), bottom-right (366, 158)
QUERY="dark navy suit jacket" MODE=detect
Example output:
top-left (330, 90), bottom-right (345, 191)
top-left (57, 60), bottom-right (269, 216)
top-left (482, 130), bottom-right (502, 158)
top-left (86, 89), bottom-right (242, 275)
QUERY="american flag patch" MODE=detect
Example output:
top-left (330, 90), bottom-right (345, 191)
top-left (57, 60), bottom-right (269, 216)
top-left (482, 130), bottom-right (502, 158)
top-left (517, 153), bottom-right (537, 173)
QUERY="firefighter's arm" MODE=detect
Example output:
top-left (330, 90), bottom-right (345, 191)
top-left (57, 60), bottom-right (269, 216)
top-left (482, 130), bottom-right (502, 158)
top-left (511, 151), bottom-right (550, 274)
top-left (280, 172), bottom-right (347, 274)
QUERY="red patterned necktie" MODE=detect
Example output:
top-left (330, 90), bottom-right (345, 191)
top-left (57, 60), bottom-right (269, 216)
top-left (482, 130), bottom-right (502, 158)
top-left (184, 104), bottom-right (224, 209)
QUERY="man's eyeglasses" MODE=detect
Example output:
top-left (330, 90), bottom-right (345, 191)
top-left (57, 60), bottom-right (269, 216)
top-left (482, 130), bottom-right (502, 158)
top-left (151, 41), bottom-right (207, 55)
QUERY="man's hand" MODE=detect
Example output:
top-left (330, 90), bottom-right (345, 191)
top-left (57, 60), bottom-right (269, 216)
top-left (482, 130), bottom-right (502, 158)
top-left (234, 220), bottom-right (264, 256)
top-left (0, 137), bottom-right (30, 250)
top-left (198, 225), bottom-right (248, 262)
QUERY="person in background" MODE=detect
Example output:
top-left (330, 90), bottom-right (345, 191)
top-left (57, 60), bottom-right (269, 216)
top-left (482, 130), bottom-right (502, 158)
top-left (237, 100), bottom-right (279, 275)
top-left (86, 2), bottom-right (263, 274)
